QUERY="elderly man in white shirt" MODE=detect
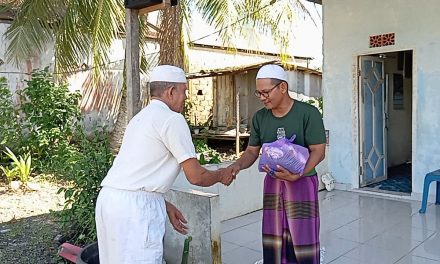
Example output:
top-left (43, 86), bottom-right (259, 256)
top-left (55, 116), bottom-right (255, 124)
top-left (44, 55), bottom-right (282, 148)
top-left (95, 65), bottom-right (235, 264)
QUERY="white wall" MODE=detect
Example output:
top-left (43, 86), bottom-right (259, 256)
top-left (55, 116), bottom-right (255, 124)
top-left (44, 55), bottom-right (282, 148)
top-left (323, 0), bottom-right (440, 196)
top-left (173, 156), bottom-right (328, 222)
top-left (173, 161), bottom-right (266, 221)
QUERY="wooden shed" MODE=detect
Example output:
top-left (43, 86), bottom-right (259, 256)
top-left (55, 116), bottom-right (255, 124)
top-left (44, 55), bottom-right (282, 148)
top-left (186, 60), bottom-right (322, 130)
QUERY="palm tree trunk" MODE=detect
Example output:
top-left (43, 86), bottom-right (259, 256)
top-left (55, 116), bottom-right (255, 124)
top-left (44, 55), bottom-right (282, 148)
top-left (158, 5), bottom-right (184, 68)
top-left (109, 88), bottom-right (126, 154)
top-left (109, 56), bottom-right (128, 154)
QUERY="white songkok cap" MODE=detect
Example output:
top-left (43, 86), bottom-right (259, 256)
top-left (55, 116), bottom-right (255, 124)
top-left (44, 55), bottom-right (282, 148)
top-left (256, 64), bottom-right (287, 82)
top-left (149, 65), bottom-right (187, 83)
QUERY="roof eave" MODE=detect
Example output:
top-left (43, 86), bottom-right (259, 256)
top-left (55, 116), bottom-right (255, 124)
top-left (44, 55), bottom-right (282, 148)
top-left (186, 60), bottom-right (322, 80)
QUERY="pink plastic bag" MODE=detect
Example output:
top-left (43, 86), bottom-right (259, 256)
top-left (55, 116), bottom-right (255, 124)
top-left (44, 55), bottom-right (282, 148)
top-left (258, 135), bottom-right (310, 176)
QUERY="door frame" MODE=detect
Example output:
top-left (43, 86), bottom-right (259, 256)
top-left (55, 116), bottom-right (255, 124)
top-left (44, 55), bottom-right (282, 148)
top-left (356, 49), bottom-right (415, 192)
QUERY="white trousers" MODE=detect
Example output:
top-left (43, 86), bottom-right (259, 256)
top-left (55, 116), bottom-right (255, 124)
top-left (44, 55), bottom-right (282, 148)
top-left (95, 186), bottom-right (166, 264)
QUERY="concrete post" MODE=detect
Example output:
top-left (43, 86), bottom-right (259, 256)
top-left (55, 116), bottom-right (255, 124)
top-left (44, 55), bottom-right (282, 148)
top-left (164, 187), bottom-right (222, 264)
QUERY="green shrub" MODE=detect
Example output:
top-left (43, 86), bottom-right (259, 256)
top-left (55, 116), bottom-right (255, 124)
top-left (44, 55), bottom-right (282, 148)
top-left (57, 129), bottom-right (114, 243)
top-left (304, 97), bottom-right (323, 116)
top-left (0, 77), bottom-right (21, 151)
top-left (0, 70), bottom-right (116, 243)
top-left (0, 164), bottom-right (18, 183)
top-left (0, 147), bottom-right (32, 185)
top-left (193, 139), bottom-right (221, 165)
top-left (183, 99), bottom-right (195, 129)
top-left (19, 68), bottom-right (81, 170)
top-left (3, 147), bottom-right (32, 184)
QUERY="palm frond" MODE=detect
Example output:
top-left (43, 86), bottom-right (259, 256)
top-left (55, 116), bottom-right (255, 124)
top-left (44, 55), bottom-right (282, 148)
top-left (53, 0), bottom-right (125, 84)
top-left (54, 1), bottom-right (92, 76)
top-left (290, 0), bottom-right (316, 27)
top-left (0, 0), bottom-right (20, 14)
top-left (139, 15), bottom-right (157, 74)
top-left (179, 0), bottom-right (191, 28)
top-left (88, 0), bottom-right (125, 84)
top-left (192, 0), bottom-right (312, 59)
top-left (194, 0), bottom-right (240, 46)
top-left (4, 0), bottom-right (65, 67)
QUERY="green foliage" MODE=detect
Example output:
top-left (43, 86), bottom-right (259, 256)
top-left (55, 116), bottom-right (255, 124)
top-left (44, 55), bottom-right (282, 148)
top-left (57, 129), bottom-right (114, 244)
top-left (0, 77), bottom-right (20, 150)
top-left (202, 109), bottom-right (213, 129)
top-left (0, 165), bottom-right (18, 183)
top-left (2, 0), bottom-right (143, 85)
top-left (305, 97), bottom-right (323, 116)
top-left (3, 0), bottom-right (306, 86)
top-left (194, 139), bottom-right (221, 165)
top-left (317, 97), bottom-right (323, 114)
top-left (194, 0), bottom-right (306, 58)
top-left (19, 68), bottom-right (81, 170)
top-left (0, 71), bottom-right (113, 243)
top-left (183, 99), bottom-right (194, 128)
top-left (0, 147), bottom-right (32, 184)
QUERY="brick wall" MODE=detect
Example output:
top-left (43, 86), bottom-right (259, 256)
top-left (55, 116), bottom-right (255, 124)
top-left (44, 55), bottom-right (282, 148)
top-left (188, 78), bottom-right (213, 127)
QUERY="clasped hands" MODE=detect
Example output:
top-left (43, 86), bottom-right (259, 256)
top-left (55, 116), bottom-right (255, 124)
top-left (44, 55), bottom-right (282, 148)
top-left (217, 166), bottom-right (237, 186)
top-left (219, 163), bottom-right (302, 185)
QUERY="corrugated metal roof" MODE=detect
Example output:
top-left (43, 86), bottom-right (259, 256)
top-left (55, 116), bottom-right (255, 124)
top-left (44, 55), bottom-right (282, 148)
top-left (186, 60), bottom-right (322, 80)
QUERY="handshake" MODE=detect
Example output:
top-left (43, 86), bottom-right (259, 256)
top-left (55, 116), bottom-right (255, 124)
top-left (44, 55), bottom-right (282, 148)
top-left (216, 163), bottom-right (241, 186)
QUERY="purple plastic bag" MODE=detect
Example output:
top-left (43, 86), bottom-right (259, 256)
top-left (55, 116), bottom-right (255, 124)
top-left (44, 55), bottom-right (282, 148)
top-left (258, 135), bottom-right (310, 176)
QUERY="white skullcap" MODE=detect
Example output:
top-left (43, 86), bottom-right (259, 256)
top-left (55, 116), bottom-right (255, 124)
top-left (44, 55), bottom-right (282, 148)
top-left (256, 64), bottom-right (287, 82)
top-left (149, 65), bottom-right (187, 83)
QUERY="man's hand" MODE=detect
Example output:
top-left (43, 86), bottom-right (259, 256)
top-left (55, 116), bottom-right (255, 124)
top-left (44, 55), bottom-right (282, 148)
top-left (262, 164), bottom-right (302, 182)
top-left (218, 167), bottom-right (235, 186)
top-left (166, 202), bottom-right (188, 235)
top-left (227, 163), bottom-right (241, 178)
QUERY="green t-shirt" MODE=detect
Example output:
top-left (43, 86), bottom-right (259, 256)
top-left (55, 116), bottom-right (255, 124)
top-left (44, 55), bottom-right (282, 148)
top-left (249, 100), bottom-right (326, 176)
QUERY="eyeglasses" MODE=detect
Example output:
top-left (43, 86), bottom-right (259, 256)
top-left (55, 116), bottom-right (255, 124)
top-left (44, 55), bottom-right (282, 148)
top-left (254, 82), bottom-right (282, 98)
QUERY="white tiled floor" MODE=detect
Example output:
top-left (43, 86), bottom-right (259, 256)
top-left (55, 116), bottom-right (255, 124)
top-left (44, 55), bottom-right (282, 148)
top-left (220, 190), bottom-right (440, 264)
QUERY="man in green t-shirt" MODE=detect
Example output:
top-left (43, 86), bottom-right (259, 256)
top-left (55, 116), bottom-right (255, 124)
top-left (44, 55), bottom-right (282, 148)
top-left (229, 64), bottom-right (325, 264)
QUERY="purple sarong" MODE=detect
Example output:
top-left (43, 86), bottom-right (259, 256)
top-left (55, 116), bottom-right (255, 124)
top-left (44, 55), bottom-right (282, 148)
top-left (262, 174), bottom-right (320, 264)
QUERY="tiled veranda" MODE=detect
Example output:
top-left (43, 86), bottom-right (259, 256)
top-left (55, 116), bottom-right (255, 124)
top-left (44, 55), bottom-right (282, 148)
top-left (221, 190), bottom-right (440, 264)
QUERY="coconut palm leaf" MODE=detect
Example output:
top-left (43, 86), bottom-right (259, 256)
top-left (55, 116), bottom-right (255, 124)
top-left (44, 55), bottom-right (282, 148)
top-left (194, 0), bottom-right (239, 45)
top-left (53, 1), bottom-right (92, 75)
top-left (4, 0), bottom-right (129, 84)
top-left (4, 0), bottom-right (65, 66)
top-left (87, 0), bottom-right (125, 83)
top-left (139, 14), bottom-right (158, 74)
top-left (193, 0), bottom-right (314, 57)
top-left (4, 0), bottom-right (313, 80)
